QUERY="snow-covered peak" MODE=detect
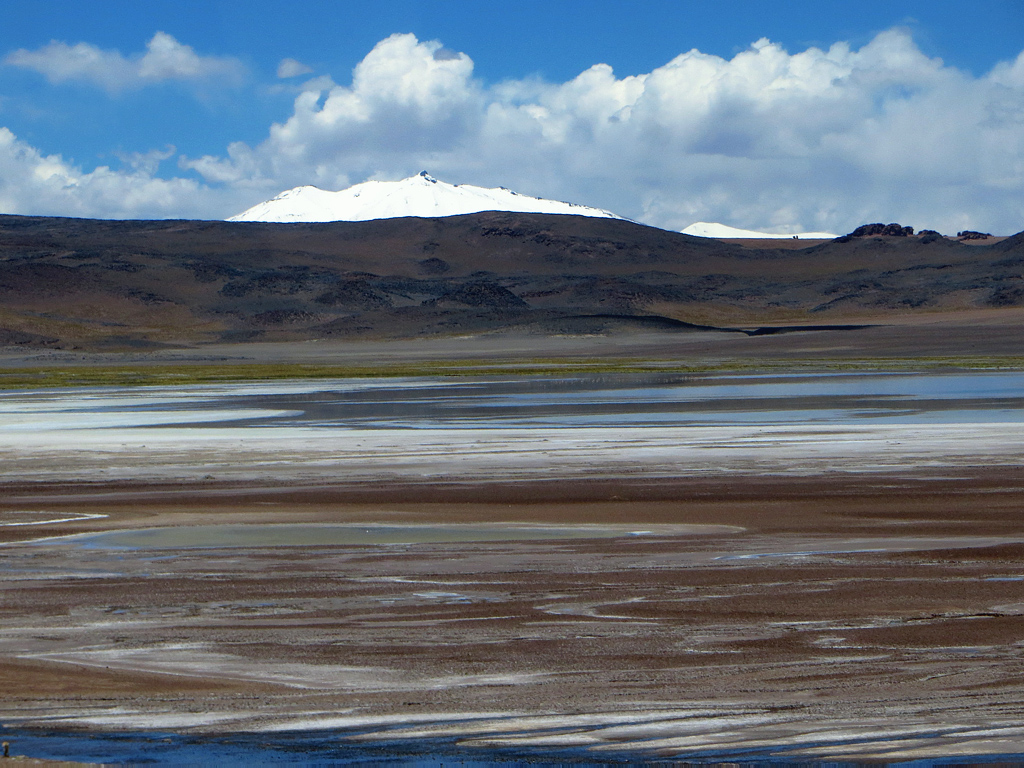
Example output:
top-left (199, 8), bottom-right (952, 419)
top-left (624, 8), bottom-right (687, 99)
top-left (229, 173), bottom-right (624, 223)
top-left (682, 221), bottom-right (838, 239)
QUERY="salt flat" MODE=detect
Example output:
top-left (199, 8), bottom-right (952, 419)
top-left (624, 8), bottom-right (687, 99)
top-left (3, 421), bottom-right (1024, 487)
top-left (2, 371), bottom-right (1024, 763)
top-left (2, 372), bottom-right (1023, 488)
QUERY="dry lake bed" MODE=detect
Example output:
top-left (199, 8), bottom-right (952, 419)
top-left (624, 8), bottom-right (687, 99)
top-left (2, 370), bottom-right (1024, 763)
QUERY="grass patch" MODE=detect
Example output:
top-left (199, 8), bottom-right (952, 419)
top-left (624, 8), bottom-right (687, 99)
top-left (2, 355), bottom-right (1024, 390)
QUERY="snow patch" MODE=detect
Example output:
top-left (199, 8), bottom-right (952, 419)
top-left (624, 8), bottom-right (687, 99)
top-left (229, 172), bottom-right (625, 223)
top-left (682, 221), bottom-right (838, 239)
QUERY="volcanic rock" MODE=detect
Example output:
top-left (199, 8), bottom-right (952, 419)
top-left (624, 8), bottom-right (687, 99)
top-left (848, 223), bottom-right (915, 237)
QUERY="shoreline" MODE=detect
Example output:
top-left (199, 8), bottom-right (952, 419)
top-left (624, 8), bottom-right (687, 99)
top-left (3, 306), bottom-right (1024, 385)
top-left (3, 353), bottom-right (1024, 391)
top-left (5, 721), bottom-right (1024, 765)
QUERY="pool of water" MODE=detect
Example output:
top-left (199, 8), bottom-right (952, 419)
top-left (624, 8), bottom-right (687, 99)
top-left (3, 370), bottom-right (1024, 432)
top-left (65, 522), bottom-right (720, 550)
top-left (0, 727), bottom-right (595, 766)
top-left (3, 725), bottom-right (1022, 766)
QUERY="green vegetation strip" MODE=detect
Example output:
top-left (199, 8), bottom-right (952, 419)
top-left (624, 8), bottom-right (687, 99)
top-left (2, 356), bottom-right (1024, 390)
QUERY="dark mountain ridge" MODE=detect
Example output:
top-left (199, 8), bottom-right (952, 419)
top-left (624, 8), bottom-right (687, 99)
top-left (0, 211), bottom-right (1022, 349)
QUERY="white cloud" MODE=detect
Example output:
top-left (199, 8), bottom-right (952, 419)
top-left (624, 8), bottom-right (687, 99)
top-left (182, 33), bottom-right (481, 192)
top-left (4, 32), bottom-right (245, 92)
top-left (277, 58), bottom-right (313, 79)
top-left (0, 128), bottom-right (235, 219)
top-left (116, 145), bottom-right (176, 175)
top-left (2, 30), bottom-right (1023, 233)
top-left (177, 30), bottom-right (1024, 234)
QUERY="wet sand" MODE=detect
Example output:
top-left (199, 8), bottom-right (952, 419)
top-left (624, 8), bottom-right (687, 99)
top-left (4, 475), bottom-right (1024, 761)
top-left (2, 373), bottom-right (1024, 762)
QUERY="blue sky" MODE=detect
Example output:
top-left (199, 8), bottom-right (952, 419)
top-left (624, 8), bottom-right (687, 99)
top-left (0, 1), bottom-right (1022, 233)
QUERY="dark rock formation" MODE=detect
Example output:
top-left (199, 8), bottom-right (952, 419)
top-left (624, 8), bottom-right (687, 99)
top-left (958, 230), bottom-right (992, 240)
top-left (848, 223), bottom-right (915, 237)
top-left (425, 281), bottom-right (529, 309)
top-left (313, 279), bottom-right (391, 310)
top-left (418, 256), bottom-right (450, 274)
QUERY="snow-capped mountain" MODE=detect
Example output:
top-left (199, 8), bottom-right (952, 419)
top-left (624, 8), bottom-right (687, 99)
top-left (229, 172), bottom-right (624, 223)
top-left (682, 222), bottom-right (838, 239)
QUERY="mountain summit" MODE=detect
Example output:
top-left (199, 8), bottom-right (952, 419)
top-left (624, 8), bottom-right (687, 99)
top-left (229, 172), bottom-right (624, 223)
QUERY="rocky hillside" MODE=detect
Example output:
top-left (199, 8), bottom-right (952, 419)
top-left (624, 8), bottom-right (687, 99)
top-left (0, 212), bottom-right (1021, 349)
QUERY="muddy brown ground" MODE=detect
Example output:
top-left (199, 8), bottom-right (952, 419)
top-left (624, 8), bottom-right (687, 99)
top-left (3, 307), bottom-right (1024, 369)
top-left (3, 471), bottom-right (1024, 761)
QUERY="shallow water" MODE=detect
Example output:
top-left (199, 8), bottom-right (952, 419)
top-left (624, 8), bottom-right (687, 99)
top-left (67, 522), bottom-right (706, 550)
top-left (4, 725), bottom-right (1022, 766)
top-left (3, 370), bottom-right (1024, 432)
top-left (0, 727), bottom-right (550, 766)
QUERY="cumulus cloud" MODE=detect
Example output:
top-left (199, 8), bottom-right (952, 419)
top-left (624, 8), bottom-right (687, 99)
top-left (177, 31), bottom-right (1024, 234)
top-left (115, 145), bottom-right (176, 175)
top-left (4, 32), bottom-right (245, 92)
top-left (277, 57), bottom-right (313, 79)
top-left (182, 33), bottom-right (481, 191)
top-left (3, 30), bottom-right (1024, 232)
top-left (0, 128), bottom-right (236, 219)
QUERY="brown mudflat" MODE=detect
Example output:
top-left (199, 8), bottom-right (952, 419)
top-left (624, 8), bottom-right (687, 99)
top-left (4, 308), bottom-right (1024, 378)
top-left (3, 469), bottom-right (1024, 761)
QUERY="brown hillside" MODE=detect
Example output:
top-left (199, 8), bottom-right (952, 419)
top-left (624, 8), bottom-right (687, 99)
top-left (0, 212), bottom-right (1022, 349)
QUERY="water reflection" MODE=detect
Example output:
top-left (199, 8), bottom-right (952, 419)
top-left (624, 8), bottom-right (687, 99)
top-left (70, 523), bottom-right (707, 550)
top-left (3, 371), bottom-right (1024, 431)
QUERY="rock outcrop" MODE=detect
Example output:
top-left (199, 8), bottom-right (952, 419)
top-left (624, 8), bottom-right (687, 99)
top-left (848, 223), bottom-right (915, 237)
